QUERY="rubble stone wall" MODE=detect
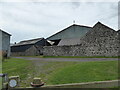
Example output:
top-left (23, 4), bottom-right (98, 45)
top-left (43, 23), bottom-right (119, 57)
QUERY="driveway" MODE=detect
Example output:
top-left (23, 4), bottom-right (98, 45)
top-left (13, 57), bottom-right (118, 62)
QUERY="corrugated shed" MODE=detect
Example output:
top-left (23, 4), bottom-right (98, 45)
top-left (11, 38), bottom-right (46, 52)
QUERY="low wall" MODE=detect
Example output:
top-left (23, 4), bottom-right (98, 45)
top-left (11, 43), bottom-right (119, 57)
top-left (43, 44), bottom-right (119, 57)
top-left (11, 80), bottom-right (119, 89)
top-left (43, 45), bottom-right (84, 56)
top-left (42, 80), bottom-right (119, 88)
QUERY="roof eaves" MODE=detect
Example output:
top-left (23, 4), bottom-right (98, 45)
top-left (12, 43), bottom-right (34, 47)
top-left (0, 29), bottom-right (11, 36)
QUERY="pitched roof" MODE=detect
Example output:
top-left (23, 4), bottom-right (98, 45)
top-left (79, 22), bottom-right (118, 45)
top-left (93, 22), bottom-right (116, 31)
top-left (58, 22), bottom-right (117, 46)
top-left (47, 24), bottom-right (92, 40)
top-left (12, 38), bottom-right (44, 46)
top-left (0, 29), bottom-right (11, 36)
top-left (81, 22), bottom-right (117, 38)
top-left (58, 38), bottom-right (81, 46)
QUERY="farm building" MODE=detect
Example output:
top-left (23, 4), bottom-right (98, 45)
top-left (11, 38), bottom-right (47, 56)
top-left (11, 22), bottom-right (119, 56)
top-left (46, 24), bottom-right (92, 45)
top-left (43, 22), bottom-right (119, 56)
top-left (0, 29), bottom-right (11, 58)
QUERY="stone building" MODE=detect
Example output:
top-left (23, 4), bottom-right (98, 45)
top-left (11, 38), bottom-right (46, 56)
top-left (0, 29), bottom-right (11, 58)
top-left (43, 22), bottom-right (119, 57)
top-left (11, 22), bottom-right (119, 57)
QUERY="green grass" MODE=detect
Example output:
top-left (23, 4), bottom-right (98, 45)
top-left (36, 61), bottom-right (78, 82)
top-left (43, 56), bottom-right (120, 58)
top-left (47, 61), bottom-right (118, 85)
top-left (2, 58), bottom-right (34, 87)
top-left (2, 58), bottom-right (78, 87)
top-left (0, 61), bottom-right (2, 89)
top-left (2, 58), bottom-right (118, 88)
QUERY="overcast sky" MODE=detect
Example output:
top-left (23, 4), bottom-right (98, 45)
top-left (0, 0), bottom-right (118, 43)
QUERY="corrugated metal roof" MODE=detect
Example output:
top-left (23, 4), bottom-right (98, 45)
top-left (47, 24), bottom-right (91, 40)
top-left (58, 38), bottom-right (81, 46)
top-left (12, 38), bottom-right (44, 46)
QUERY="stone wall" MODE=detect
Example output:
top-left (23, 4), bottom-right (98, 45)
top-left (43, 45), bottom-right (85, 56)
top-left (43, 43), bottom-right (119, 57)
top-left (43, 22), bottom-right (119, 57)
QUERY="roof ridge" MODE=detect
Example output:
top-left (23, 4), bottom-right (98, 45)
top-left (93, 21), bottom-right (116, 31)
top-left (73, 24), bottom-right (92, 28)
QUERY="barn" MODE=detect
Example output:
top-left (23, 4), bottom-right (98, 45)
top-left (0, 29), bottom-right (11, 58)
top-left (11, 38), bottom-right (47, 56)
top-left (11, 22), bottom-right (119, 56)
top-left (43, 22), bottom-right (119, 56)
top-left (46, 24), bottom-right (92, 46)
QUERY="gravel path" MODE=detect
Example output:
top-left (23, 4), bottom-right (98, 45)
top-left (13, 57), bottom-right (118, 62)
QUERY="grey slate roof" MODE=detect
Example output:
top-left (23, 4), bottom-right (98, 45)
top-left (58, 38), bottom-right (81, 46)
top-left (12, 38), bottom-right (44, 46)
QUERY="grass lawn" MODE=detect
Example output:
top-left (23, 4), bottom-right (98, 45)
top-left (2, 58), bottom-right (34, 87)
top-left (46, 61), bottom-right (118, 85)
top-left (2, 58), bottom-right (118, 87)
top-left (0, 61), bottom-right (2, 89)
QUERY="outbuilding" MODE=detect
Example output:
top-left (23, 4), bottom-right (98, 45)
top-left (11, 38), bottom-right (46, 56)
top-left (0, 29), bottom-right (11, 58)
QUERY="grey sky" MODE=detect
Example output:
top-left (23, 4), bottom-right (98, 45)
top-left (0, 1), bottom-right (118, 43)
